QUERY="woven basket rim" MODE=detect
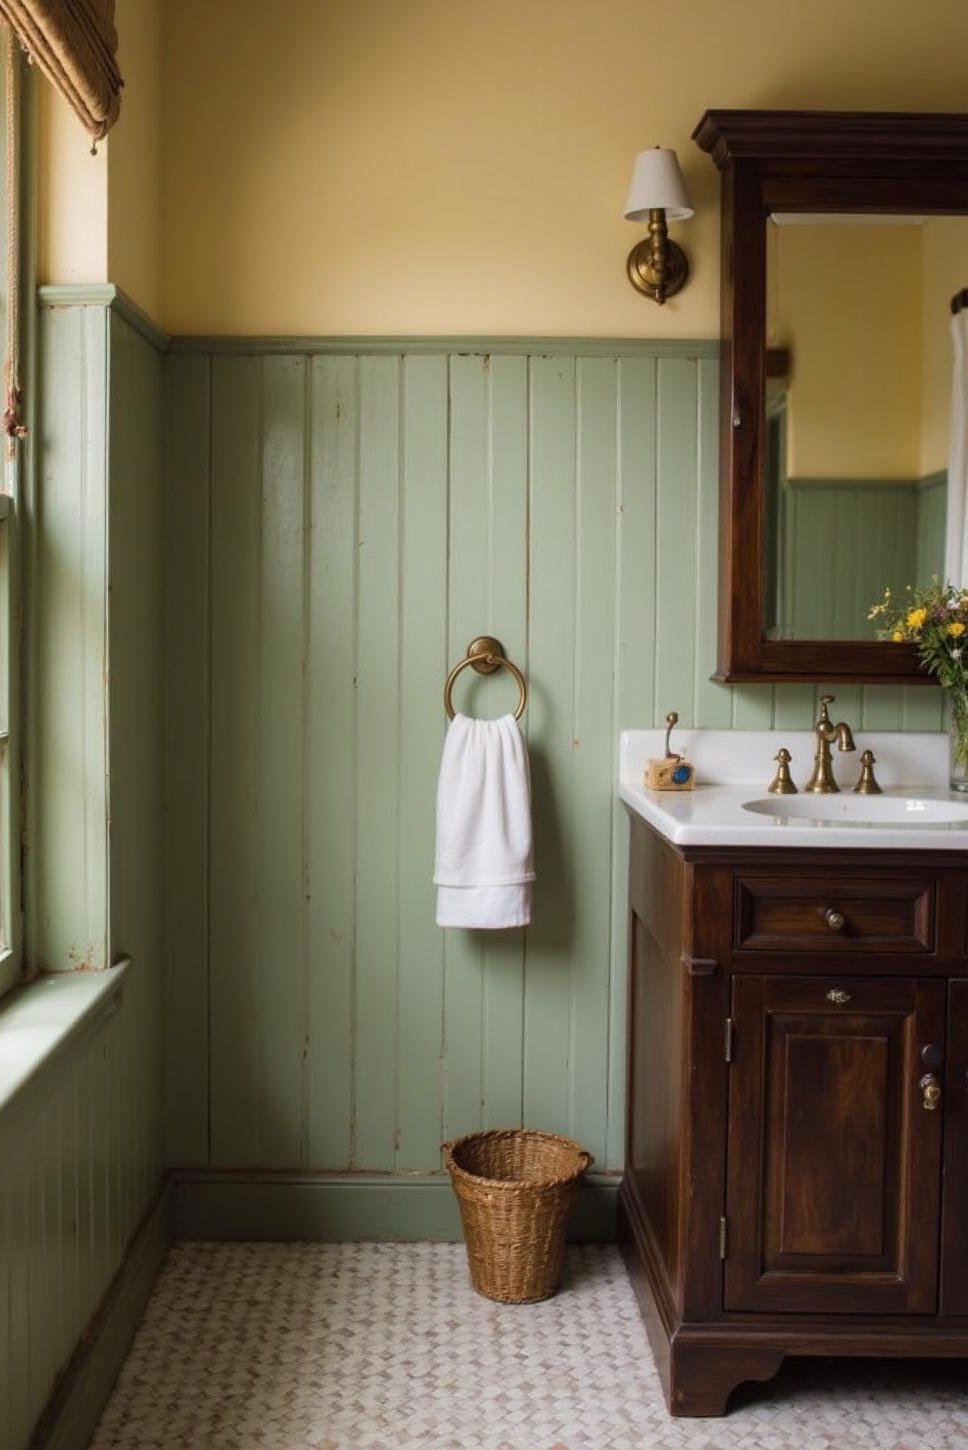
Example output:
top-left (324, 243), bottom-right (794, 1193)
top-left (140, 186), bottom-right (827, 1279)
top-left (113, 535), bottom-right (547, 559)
top-left (442, 1127), bottom-right (593, 1191)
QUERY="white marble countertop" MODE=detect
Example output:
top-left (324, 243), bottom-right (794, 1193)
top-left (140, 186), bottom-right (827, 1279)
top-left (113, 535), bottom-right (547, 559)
top-left (618, 780), bottom-right (968, 850)
top-left (619, 729), bottom-right (968, 851)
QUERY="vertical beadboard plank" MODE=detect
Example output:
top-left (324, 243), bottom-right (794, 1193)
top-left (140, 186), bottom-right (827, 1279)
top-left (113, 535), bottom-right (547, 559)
top-left (306, 356), bottom-right (359, 1169)
top-left (0, 1170), bottom-right (9, 1449)
top-left (76, 1052), bottom-right (94, 1357)
top-left (606, 355), bottom-right (656, 1171)
top-left (353, 355), bottom-right (402, 1170)
top-left (8, 1163), bottom-right (28, 1449)
top-left (209, 355), bottom-right (264, 1165)
top-left (481, 354), bottom-right (529, 1133)
top-left (164, 352), bottom-right (211, 1166)
top-left (654, 356), bottom-right (699, 722)
top-left (614, 357), bottom-right (657, 732)
top-left (861, 685), bottom-right (904, 731)
top-left (524, 353), bottom-right (577, 1137)
top-left (441, 353), bottom-right (488, 1142)
top-left (773, 685), bottom-right (816, 731)
top-left (256, 356), bottom-right (308, 1166)
top-left (731, 685), bottom-right (776, 728)
top-left (93, 1035), bottom-right (111, 1304)
top-left (107, 313), bottom-right (166, 1214)
top-left (569, 357), bottom-right (617, 1164)
top-left (26, 1126), bottom-right (45, 1434)
top-left (395, 354), bottom-right (449, 1170)
top-left (30, 306), bottom-right (109, 973)
top-left (902, 685), bottom-right (945, 731)
top-left (695, 355), bottom-right (733, 727)
top-left (28, 1103), bottom-right (51, 1433)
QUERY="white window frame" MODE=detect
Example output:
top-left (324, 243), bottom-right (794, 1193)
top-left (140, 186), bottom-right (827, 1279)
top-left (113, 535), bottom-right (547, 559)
top-left (0, 44), bottom-right (28, 999)
top-left (0, 489), bottom-right (19, 998)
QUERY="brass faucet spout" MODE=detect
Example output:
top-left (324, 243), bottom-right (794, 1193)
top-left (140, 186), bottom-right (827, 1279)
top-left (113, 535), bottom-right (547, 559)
top-left (803, 694), bottom-right (856, 793)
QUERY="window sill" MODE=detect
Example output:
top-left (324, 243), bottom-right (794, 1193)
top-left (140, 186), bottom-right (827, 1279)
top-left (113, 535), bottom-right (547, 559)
top-left (0, 958), bottom-right (130, 1137)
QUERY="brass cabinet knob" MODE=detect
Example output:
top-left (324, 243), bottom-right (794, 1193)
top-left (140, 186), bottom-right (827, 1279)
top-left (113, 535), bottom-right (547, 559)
top-left (919, 1073), bottom-right (942, 1111)
top-left (826, 988), bottom-right (851, 1005)
top-left (825, 908), bottom-right (845, 931)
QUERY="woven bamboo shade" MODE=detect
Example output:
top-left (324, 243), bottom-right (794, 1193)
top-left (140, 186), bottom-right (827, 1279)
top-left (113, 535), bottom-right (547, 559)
top-left (0, 0), bottom-right (121, 139)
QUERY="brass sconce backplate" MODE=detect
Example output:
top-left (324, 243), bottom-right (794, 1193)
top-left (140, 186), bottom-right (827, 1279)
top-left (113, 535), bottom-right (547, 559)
top-left (626, 237), bottom-right (690, 304)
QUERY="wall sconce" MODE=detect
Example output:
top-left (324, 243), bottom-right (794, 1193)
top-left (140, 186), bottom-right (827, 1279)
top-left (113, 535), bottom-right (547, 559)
top-left (624, 147), bottom-right (694, 304)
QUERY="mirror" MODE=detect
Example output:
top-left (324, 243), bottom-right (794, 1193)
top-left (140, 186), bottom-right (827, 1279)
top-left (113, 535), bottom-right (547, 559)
top-left (764, 213), bottom-right (968, 641)
top-left (693, 109), bottom-right (968, 685)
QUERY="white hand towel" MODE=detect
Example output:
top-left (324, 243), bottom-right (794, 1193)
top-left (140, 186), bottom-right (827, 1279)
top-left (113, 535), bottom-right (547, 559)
top-left (433, 712), bottom-right (534, 929)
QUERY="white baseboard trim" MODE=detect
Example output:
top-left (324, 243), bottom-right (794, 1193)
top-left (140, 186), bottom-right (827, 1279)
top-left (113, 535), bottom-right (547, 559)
top-left (29, 1180), bottom-right (174, 1450)
top-left (174, 1171), bottom-right (619, 1243)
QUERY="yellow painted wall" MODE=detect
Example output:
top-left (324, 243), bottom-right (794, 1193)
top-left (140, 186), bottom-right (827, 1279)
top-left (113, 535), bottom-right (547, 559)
top-left (37, 0), bottom-right (163, 314)
top-left (772, 225), bottom-right (922, 479)
top-left (920, 217), bottom-right (968, 478)
top-left (107, 0), bottom-right (164, 320)
top-left (157, 0), bottom-right (968, 337)
top-left (36, 0), bottom-right (968, 336)
top-left (37, 83), bottom-right (107, 284)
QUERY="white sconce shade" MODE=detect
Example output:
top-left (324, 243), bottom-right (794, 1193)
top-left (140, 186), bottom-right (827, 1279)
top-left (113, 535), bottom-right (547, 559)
top-left (624, 148), bottom-right (694, 222)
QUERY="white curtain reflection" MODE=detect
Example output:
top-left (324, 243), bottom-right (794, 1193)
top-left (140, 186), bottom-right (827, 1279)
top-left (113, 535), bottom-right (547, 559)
top-left (946, 308), bottom-right (968, 587)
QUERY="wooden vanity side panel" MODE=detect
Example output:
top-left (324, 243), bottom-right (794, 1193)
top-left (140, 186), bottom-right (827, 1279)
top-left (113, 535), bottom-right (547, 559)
top-left (941, 979), bottom-right (968, 1316)
top-left (678, 860), bottom-right (732, 1320)
top-left (626, 817), bottom-right (687, 1303)
top-left (625, 816), bottom-right (731, 1322)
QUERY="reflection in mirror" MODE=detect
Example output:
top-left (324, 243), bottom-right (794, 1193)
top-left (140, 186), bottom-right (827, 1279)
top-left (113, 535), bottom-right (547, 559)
top-left (763, 214), bottom-right (968, 641)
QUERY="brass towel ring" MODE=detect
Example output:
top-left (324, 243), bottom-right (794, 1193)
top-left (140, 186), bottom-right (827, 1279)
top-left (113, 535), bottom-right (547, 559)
top-left (443, 636), bottom-right (527, 721)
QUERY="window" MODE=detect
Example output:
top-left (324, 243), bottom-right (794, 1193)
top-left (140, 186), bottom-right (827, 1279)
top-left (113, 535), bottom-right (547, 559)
top-left (0, 35), bottom-right (26, 998)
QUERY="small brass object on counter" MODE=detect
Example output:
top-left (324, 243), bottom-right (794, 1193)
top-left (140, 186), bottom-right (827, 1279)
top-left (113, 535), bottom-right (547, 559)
top-left (645, 711), bottom-right (695, 791)
top-left (853, 749), bottom-right (883, 795)
top-left (803, 694), bottom-right (856, 793)
top-left (768, 748), bottom-right (798, 795)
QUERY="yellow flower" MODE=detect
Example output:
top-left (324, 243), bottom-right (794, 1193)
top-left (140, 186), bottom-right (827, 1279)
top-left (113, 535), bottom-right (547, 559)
top-left (892, 630), bottom-right (905, 642)
top-left (907, 607), bottom-right (928, 630)
top-left (950, 621), bottom-right (967, 637)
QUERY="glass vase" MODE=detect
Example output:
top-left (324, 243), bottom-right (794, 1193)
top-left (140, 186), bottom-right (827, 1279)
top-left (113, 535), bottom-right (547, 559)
top-left (949, 691), bottom-right (968, 793)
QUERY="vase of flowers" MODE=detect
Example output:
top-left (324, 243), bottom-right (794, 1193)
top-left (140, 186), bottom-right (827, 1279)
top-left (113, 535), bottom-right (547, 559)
top-left (869, 579), bottom-right (968, 792)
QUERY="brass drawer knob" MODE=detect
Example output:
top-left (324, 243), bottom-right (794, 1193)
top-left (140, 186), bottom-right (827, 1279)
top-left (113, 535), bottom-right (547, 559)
top-left (826, 988), bottom-right (851, 1005)
top-left (919, 1073), bottom-right (942, 1111)
top-left (825, 908), bottom-right (845, 931)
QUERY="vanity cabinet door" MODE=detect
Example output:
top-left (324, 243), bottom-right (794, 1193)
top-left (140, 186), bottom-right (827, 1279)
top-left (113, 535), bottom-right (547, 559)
top-left (725, 975), bottom-right (944, 1315)
top-left (941, 979), bottom-right (968, 1314)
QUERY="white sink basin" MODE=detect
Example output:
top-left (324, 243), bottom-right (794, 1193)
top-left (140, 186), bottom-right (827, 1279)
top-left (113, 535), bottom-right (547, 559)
top-left (743, 794), bottom-right (968, 827)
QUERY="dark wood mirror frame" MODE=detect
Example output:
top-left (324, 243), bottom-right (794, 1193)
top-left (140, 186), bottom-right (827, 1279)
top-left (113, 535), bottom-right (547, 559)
top-left (693, 109), bottom-right (968, 685)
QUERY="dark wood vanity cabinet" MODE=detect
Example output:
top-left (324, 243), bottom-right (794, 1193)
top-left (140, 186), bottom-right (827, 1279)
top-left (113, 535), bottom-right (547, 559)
top-left (620, 813), bottom-right (968, 1416)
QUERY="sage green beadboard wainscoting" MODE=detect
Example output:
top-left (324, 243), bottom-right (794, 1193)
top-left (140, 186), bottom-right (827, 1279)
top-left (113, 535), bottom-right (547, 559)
top-left (916, 470), bottom-right (948, 588)
top-left (164, 339), bottom-right (943, 1239)
top-left (779, 475), bottom-right (947, 639)
top-left (0, 288), bottom-right (169, 1450)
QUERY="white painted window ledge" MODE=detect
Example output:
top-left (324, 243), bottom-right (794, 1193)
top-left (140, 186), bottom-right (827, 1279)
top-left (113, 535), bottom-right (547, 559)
top-left (0, 959), bottom-right (130, 1134)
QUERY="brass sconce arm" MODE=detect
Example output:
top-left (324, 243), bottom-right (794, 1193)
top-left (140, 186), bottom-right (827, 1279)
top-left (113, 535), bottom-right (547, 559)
top-left (626, 208), bottom-right (689, 305)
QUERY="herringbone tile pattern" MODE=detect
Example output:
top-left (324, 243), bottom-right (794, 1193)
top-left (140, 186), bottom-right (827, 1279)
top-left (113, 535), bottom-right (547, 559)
top-left (90, 1243), bottom-right (968, 1449)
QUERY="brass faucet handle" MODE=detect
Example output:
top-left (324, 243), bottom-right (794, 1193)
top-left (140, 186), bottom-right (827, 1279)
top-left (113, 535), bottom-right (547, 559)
top-left (818, 694), bottom-right (835, 724)
top-left (854, 749), bottom-right (883, 795)
top-left (768, 748), bottom-right (798, 795)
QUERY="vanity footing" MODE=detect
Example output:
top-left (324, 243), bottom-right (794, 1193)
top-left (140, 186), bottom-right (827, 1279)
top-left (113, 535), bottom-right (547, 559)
top-left (618, 1179), bottom-right (968, 1418)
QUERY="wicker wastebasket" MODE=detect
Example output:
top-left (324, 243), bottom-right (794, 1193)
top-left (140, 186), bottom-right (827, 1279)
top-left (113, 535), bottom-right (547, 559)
top-left (442, 1128), bottom-right (593, 1303)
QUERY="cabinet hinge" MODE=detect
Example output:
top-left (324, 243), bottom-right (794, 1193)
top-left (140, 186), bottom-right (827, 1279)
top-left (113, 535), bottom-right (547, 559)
top-left (724, 1016), bottom-right (734, 1063)
top-left (719, 1215), bottom-right (728, 1259)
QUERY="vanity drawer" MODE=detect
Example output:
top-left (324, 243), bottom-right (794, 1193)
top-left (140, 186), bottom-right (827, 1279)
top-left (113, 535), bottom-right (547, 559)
top-left (734, 873), bottom-right (936, 954)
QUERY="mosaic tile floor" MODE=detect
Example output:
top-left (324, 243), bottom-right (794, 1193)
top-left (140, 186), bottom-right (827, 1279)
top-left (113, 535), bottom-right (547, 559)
top-left (90, 1242), bottom-right (968, 1450)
